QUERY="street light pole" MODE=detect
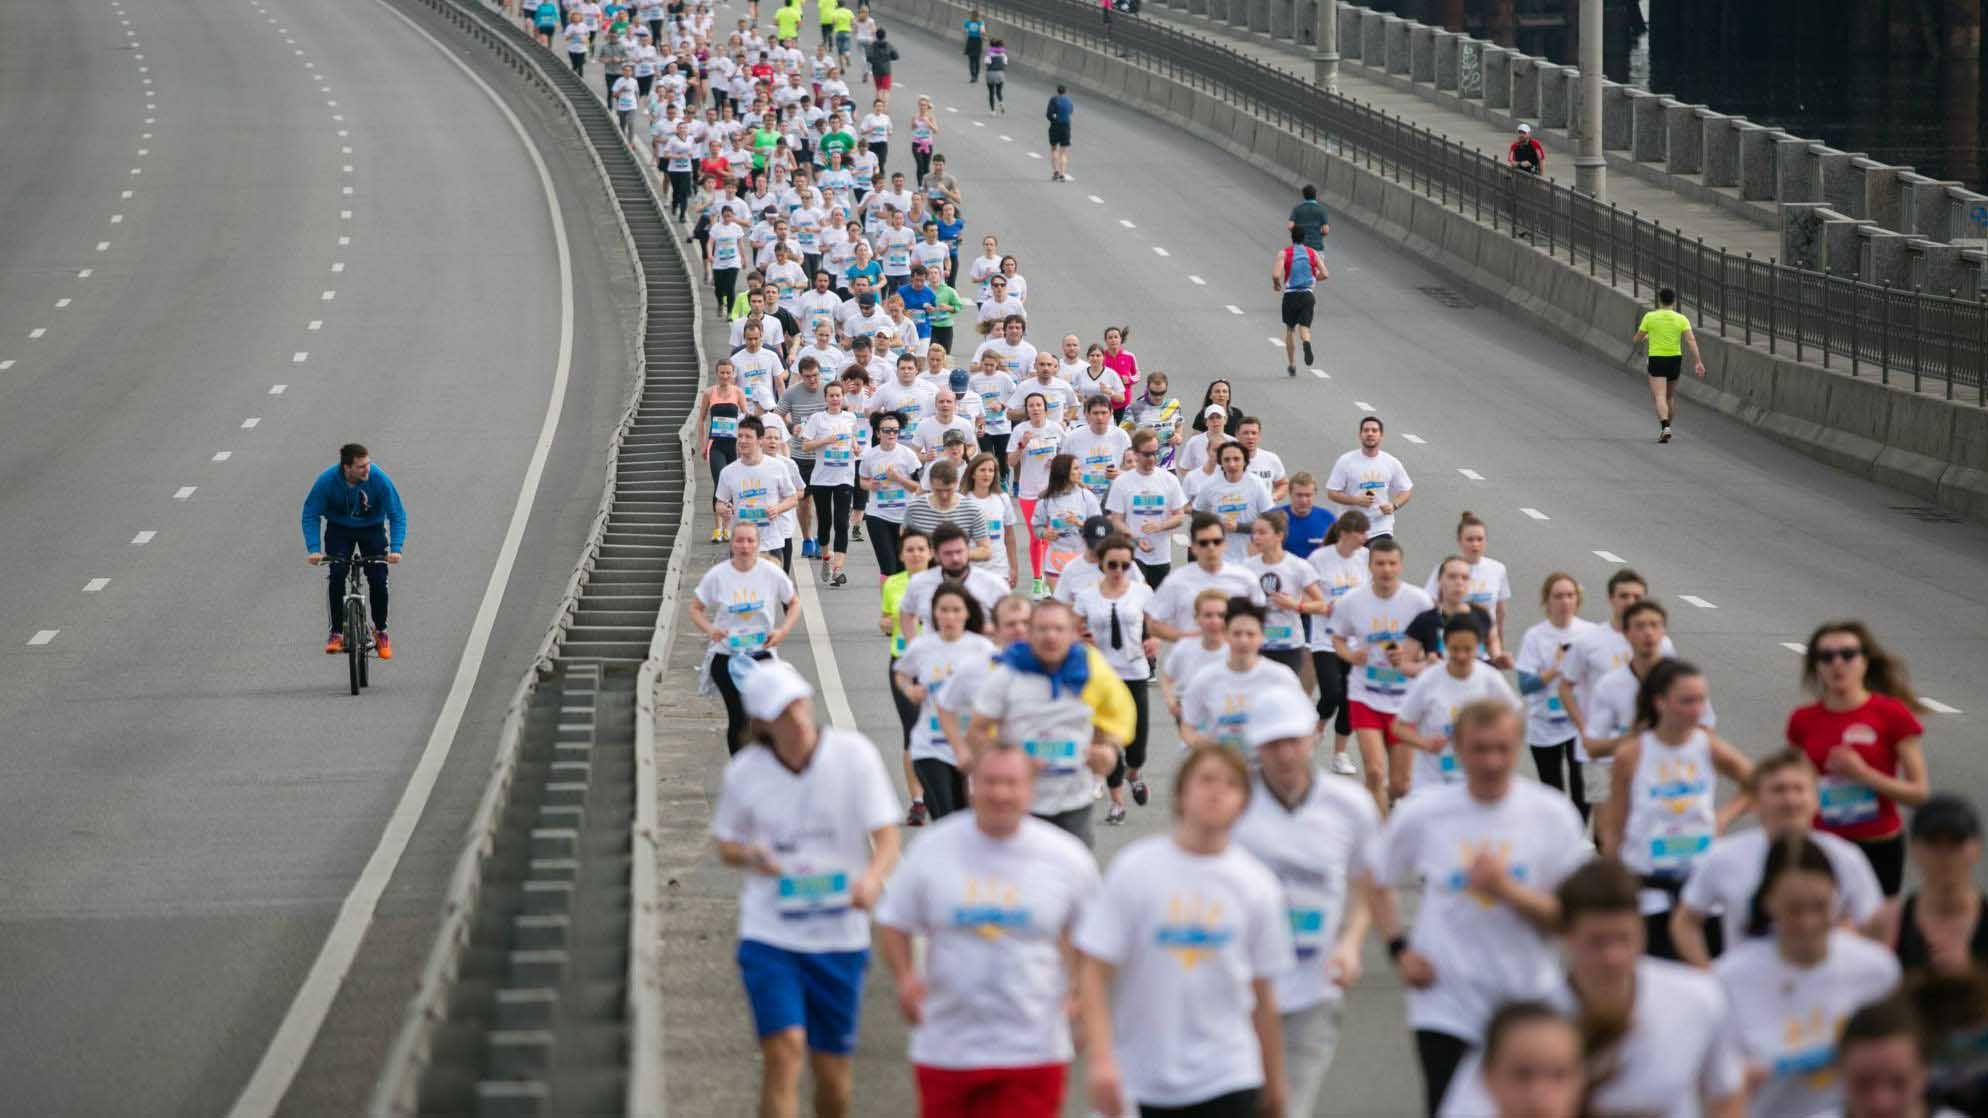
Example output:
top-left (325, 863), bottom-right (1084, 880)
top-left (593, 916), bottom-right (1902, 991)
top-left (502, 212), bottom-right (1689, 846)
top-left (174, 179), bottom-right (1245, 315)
top-left (1573, 0), bottom-right (1606, 198)
top-left (1314, 0), bottom-right (1339, 92)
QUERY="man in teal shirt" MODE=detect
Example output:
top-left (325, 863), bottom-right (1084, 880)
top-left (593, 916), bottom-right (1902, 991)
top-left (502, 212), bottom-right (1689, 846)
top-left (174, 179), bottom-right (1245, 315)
top-left (1287, 183), bottom-right (1330, 250)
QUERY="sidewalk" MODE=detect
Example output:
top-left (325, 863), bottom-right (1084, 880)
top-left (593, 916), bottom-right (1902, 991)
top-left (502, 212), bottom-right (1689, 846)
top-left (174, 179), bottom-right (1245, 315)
top-left (1132, 4), bottom-right (1784, 265)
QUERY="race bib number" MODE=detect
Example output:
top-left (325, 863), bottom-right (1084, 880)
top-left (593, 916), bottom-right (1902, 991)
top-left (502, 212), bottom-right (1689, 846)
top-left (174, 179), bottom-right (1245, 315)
top-left (777, 868), bottom-right (851, 919)
top-left (1819, 777), bottom-right (1881, 826)
top-left (1649, 830), bottom-right (1713, 869)
top-left (711, 415), bottom-right (739, 438)
top-left (1289, 905), bottom-right (1327, 959)
top-left (1264, 624), bottom-right (1296, 647)
top-left (726, 629), bottom-right (768, 653)
top-left (1023, 736), bottom-right (1081, 775)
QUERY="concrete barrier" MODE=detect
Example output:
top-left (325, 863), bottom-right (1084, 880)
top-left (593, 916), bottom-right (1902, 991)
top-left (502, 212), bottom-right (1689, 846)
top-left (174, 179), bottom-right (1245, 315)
top-left (1818, 148), bottom-right (1860, 215)
top-left (1537, 63), bottom-right (1571, 130)
top-left (1482, 45), bottom-right (1512, 109)
top-left (1510, 55), bottom-right (1538, 118)
top-left (1457, 37), bottom-right (1482, 97)
top-left (1384, 14), bottom-right (1411, 74)
top-left (1360, 9), bottom-right (1385, 68)
top-left (1433, 30), bottom-right (1459, 92)
top-left (1663, 101), bottom-right (1701, 175)
top-left (1409, 24), bottom-right (1435, 84)
top-left (1866, 229), bottom-right (1912, 287)
top-left (1628, 90), bottom-right (1665, 163)
top-left (1738, 123), bottom-right (1777, 201)
top-left (1859, 159), bottom-right (1903, 229)
top-left (1339, 3), bottom-right (1362, 59)
top-left (1701, 111), bottom-right (1739, 187)
top-left (1775, 137), bottom-right (1819, 203)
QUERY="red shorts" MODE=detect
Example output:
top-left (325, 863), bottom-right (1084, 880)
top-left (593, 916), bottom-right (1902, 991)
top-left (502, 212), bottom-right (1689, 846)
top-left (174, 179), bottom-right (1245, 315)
top-left (1348, 700), bottom-right (1401, 744)
top-left (915, 1063), bottom-right (1066, 1118)
top-left (877, 73), bottom-right (894, 90)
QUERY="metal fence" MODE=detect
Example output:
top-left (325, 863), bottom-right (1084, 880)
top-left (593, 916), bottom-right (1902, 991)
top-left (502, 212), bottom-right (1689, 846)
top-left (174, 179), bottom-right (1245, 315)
top-left (960, 0), bottom-right (1988, 400)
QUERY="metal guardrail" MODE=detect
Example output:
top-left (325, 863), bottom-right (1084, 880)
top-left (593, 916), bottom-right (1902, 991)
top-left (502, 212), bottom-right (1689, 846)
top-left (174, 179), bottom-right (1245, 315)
top-left (368, 0), bottom-right (704, 1113)
top-left (952, 0), bottom-right (1988, 400)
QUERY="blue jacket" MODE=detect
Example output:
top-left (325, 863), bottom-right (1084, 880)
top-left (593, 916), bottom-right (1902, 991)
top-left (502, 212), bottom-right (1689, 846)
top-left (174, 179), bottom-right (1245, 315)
top-left (301, 464), bottom-right (408, 553)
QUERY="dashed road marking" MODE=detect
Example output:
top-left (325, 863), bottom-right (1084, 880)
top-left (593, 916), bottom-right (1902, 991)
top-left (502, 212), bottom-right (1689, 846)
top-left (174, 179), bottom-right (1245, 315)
top-left (1780, 642), bottom-right (1807, 654)
top-left (1593, 549), bottom-right (1626, 564)
top-left (0, 361), bottom-right (13, 371)
top-left (1266, 337), bottom-right (1282, 347)
top-left (1026, 151), bottom-right (1041, 159)
top-left (121, 189), bottom-right (133, 198)
top-left (269, 384), bottom-right (287, 395)
top-left (1520, 507), bottom-right (1550, 520)
top-left (322, 291), bottom-right (335, 300)
top-left (173, 486), bottom-right (197, 501)
top-left (1087, 194), bottom-right (1103, 204)
top-left (96, 242), bottom-right (110, 252)
top-left (1457, 468), bottom-right (1484, 481)
top-left (972, 121), bottom-right (984, 127)
top-left (131, 530), bottom-right (156, 545)
top-left (1151, 246), bottom-right (1170, 257)
top-left (999, 134), bottom-right (1011, 142)
top-left (338, 236), bottom-right (350, 246)
top-left (55, 299), bottom-right (71, 308)
top-left (83, 578), bottom-right (111, 594)
top-left (1921, 698), bottom-right (1963, 714)
top-left (241, 417), bottom-right (261, 429)
top-left (340, 210), bottom-right (351, 219)
top-left (1310, 368), bottom-right (1328, 379)
top-left (291, 352), bottom-right (308, 363)
top-left (307, 320), bottom-right (322, 330)
top-left (1119, 219), bottom-right (1136, 228)
top-left (330, 262), bottom-right (344, 272)
top-left (213, 451), bottom-right (232, 462)
top-left (944, 105), bottom-right (957, 113)
top-left (1188, 275), bottom-right (1206, 285)
top-left (341, 186), bottom-right (353, 195)
top-left (110, 214), bottom-right (123, 224)
top-left (28, 328), bottom-right (46, 339)
top-left (27, 630), bottom-right (59, 647)
top-left (1352, 400), bottom-right (1375, 412)
top-left (1679, 595), bottom-right (1718, 609)
top-left (1224, 304), bottom-right (1243, 315)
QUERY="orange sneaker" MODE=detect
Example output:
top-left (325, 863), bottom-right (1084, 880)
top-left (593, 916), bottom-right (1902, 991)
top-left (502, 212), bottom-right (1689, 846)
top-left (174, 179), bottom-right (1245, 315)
top-left (374, 631), bottom-right (393, 661)
top-left (324, 631), bottom-right (345, 655)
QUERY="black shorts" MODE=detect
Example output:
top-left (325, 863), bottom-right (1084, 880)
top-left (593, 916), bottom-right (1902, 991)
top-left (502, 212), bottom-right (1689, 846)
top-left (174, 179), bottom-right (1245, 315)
top-left (796, 458), bottom-right (816, 485)
top-left (1280, 290), bottom-right (1316, 328)
top-left (1047, 122), bottom-right (1071, 147)
top-left (1647, 354), bottom-right (1683, 380)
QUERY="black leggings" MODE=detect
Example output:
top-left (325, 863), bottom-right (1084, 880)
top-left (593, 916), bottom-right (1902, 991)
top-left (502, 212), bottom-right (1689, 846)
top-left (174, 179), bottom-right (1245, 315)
top-left (712, 266), bottom-right (739, 313)
top-left (870, 141), bottom-right (888, 173)
top-left (1414, 1030), bottom-right (1472, 1118)
top-left (867, 517), bottom-right (904, 576)
top-left (965, 39), bottom-right (982, 80)
top-left (711, 651), bottom-right (771, 754)
top-left (1264, 647), bottom-right (1306, 676)
top-left (929, 324), bottom-right (953, 354)
top-left (811, 484), bottom-right (852, 554)
top-left (1139, 1090), bottom-right (1259, 1117)
top-left (1312, 650), bottom-right (1351, 735)
top-left (887, 656), bottom-right (919, 750)
top-left (913, 146), bottom-right (933, 183)
top-left (1644, 903), bottom-right (1722, 961)
top-left (666, 170), bottom-right (693, 220)
top-left (1529, 738), bottom-right (1588, 822)
top-left (1107, 678), bottom-right (1151, 788)
top-left (912, 758), bottom-right (967, 819)
top-left (987, 77), bottom-right (1004, 110)
top-left (708, 439), bottom-right (737, 502)
top-left (323, 522), bottom-right (390, 632)
top-left (1856, 832), bottom-right (1908, 896)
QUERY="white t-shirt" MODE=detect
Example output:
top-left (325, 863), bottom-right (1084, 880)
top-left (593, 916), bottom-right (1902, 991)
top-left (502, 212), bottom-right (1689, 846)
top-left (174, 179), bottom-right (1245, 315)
top-left (1396, 663), bottom-right (1522, 794)
top-left (876, 814), bottom-right (1101, 1070)
top-left (708, 220), bottom-right (748, 271)
top-left (1714, 932), bottom-right (1902, 1118)
top-left (1423, 555), bottom-right (1512, 612)
top-left (1563, 625), bottom-right (1674, 763)
top-left (869, 377), bottom-right (937, 435)
top-left (970, 654), bottom-right (1116, 816)
top-left (1106, 468), bottom-right (1187, 568)
top-left (1006, 420), bottom-right (1064, 500)
top-left (1580, 655), bottom-right (1706, 755)
top-left (1002, 373), bottom-right (1073, 420)
top-left (1148, 561), bottom-right (1265, 634)
top-left (709, 727), bottom-right (900, 953)
top-left (1233, 771), bottom-right (1382, 1013)
top-left (1161, 638), bottom-right (1227, 699)
top-left (1372, 780), bottom-right (1587, 1041)
top-left (1073, 582), bottom-right (1156, 682)
top-left (1073, 835), bottom-right (1291, 1108)
top-left (1031, 488), bottom-right (1100, 553)
top-left (1438, 957), bottom-right (1745, 1118)
top-left (693, 557), bottom-right (795, 657)
top-left (1062, 425), bottom-right (1131, 500)
top-left (876, 225), bottom-right (916, 276)
top-left (1514, 617), bottom-right (1596, 744)
top-left (909, 413), bottom-right (977, 459)
top-left (1306, 545), bottom-right (1370, 652)
top-left (1679, 827), bottom-right (1885, 948)
top-left (1328, 583), bottom-right (1435, 713)
top-left (1244, 448), bottom-right (1286, 492)
top-left (1325, 449), bottom-right (1413, 537)
top-left (858, 443), bottom-right (922, 522)
top-left (1191, 472), bottom-right (1276, 561)
top-left (968, 371), bottom-right (1018, 435)
top-left (896, 631), bottom-right (996, 763)
top-left (1180, 657), bottom-right (1305, 756)
top-left (800, 410), bottom-right (861, 487)
top-left (968, 491), bottom-right (1018, 578)
top-left (978, 339), bottom-right (1042, 385)
top-left (900, 565), bottom-right (1008, 635)
top-left (730, 344), bottom-right (786, 400)
top-left (1243, 553), bottom-right (1320, 652)
top-left (1051, 555), bottom-right (1100, 605)
top-left (715, 457), bottom-right (800, 550)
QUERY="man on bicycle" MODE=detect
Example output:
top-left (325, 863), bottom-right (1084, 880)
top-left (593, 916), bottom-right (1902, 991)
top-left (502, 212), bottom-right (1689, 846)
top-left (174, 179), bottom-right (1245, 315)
top-left (302, 442), bottom-right (407, 658)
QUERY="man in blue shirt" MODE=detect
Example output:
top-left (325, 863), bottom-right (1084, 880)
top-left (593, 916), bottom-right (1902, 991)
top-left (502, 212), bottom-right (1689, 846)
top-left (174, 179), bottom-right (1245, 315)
top-left (1045, 85), bottom-right (1075, 182)
top-left (896, 265), bottom-right (937, 340)
top-left (302, 442), bottom-right (408, 658)
top-left (1274, 472), bottom-right (1334, 559)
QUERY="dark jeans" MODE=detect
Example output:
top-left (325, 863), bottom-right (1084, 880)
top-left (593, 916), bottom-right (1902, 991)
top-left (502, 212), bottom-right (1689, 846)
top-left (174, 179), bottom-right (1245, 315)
top-left (1529, 737), bottom-right (1588, 822)
top-left (867, 517), bottom-right (904, 576)
top-left (1312, 650), bottom-right (1351, 735)
top-left (710, 650), bottom-right (772, 754)
top-left (1140, 1089), bottom-right (1259, 1117)
top-left (965, 38), bottom-right (982, 80)
top-left (1414, 1030), bottom-right (1472, 1118)
top-left (1107, 678), bottom-right (1150, 788)
top-left (811, 484), bottom-right (852, 554)
top-left (323, 521), bottom-right (390, 633)
top-left (912, 758), bottom-right (967, 819)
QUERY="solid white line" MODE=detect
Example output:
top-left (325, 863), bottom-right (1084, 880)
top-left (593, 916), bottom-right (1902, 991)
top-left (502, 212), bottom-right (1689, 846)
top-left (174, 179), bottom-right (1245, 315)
top-left (1119, 219), bottom-right (1136, 228)
top-left (131, 531), bottom-right (155, 545)
top-left (1087, 194), bottom-right (1104, 204)
top-left (1921, 698), bottom-right (1963, 714)
top-left (27, 630), bottom-right (58, 647)
top-left (792, 565), bottom-right (857, 730)
top-left (269, 384), bottom-right (287, 395)
top-left (83, 578), bottom-right (110, 593)
top-left (1593, 549), bottom-right (1625, 564)
top-left (225, 0), bottom-right (577, 1109)
top-left (292, 352), bottom-right (308, 363)
top-left (1151, 246), bottom-right (1170, 257)
top-left (241, 417), bottom-right (260, 429)
top-left (1457, 468), bottom-right (1484, 481)
top-left (1353, 400), bottom-right (1375, 412)
top-left (1224, 304), bottom-right (1243, 315)
top-left (1310, 368), bottom-right (1328, 379)
top-left (173, 486), bottom-right (197, 501)
top-left (213, 451), bottom-right (232, 462)
top-left (1780, 642), bottom-right (1807, 654)
top-left (1679, 595), bottom-right (1718, 609)
top-left (1188, 275), bottom-right (1206, 285)
top-left (1519, 507), bottom-right (1550, 520)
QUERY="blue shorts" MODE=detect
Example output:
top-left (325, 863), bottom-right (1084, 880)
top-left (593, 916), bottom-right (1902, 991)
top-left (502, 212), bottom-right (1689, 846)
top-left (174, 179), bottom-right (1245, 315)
top-left (737, 939), bottom-right (869, 1055)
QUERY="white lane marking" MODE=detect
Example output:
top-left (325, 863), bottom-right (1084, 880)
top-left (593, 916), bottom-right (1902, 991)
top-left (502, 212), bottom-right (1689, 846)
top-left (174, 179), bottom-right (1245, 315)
top-left (321, 291), bottom-right (335, 301)
top-left (306, 322), bottom-right (322, 333)
top-left (1266, 337), bottom-right (1282, 346)
top-left (1921, 698), bottom-right (1964, 714)
top-left (131, 531), bottom-right (155, 545)
top-left (55, 299), bottom-right (71, 308)
top-left (269, 384), bottom-right (287, 395)
top-left (1679, 595), bottom-right (1718, 609)
top-left (225, 1), bottom-right (578, 1108)
top-left (1173, 533), bottom-right (1191, 548)
top-left (0, 361), bottom-right (13, 371)
top-left (144, 117), bottom-right (154, 123)
top-left (110, 214), bottom-right (124, 224)
top-left (341, 165), bottom-right (353, 173)
top-left (972, 120), bottom-right (984, 127)
top-left (1151, 246), bottom-right (1170, 257)
top-left (1780, 642), bottom-right (1808, 654)
top-left (998, 134), bottom-right (1012, 141)
top-left (332, 115), bottom-right (343, 122)
top-left (1593, 549), bottom-right (1626, 564)
top-left (78, 269), bottom-right (92, 278)
top-left (241, 417), bottom-right (260, 429)
top-left (137, 148), bottom-right (149, 155)
top-left (339, 209), bottom-right (351, 219)
top-left (130, 167), bottom-right (141, 174)
top-left (1520, 507), bottom-right (1550, 520)
top-left (1119, 219), bottom-right (1136, 228)
top-left (337, 236), bottom-right (350, 246)
top-left (212, 451), bottom-right (232, 462)
top-left (96, 242), bottom-right (110, 252)
top-left (122, 189), bottom-right (133, 198)
top-left (143, 133), bottom-right (152, 139)
top-left (28, 328), bottom-right (46, 339)
top-left (1087, 194), bottom-right (1104, 204)
top-left (1398, 434), bottom-right (1426, 443)
top-left (173, 486), bottom-right (197, 501)
top-left (1188, 275), bottom-right (1206, 285)
top-left (83, 578), bottom-right (110, 593)
top-left (330, 262), bottom-right (344, 273)
top-left (1026, 151), bottom-right (1041, 159)
top-left (1310, 368), bottom-right (1329, 379)
top-left (292, 352), bottom-right (308, 363)
top-left (340, 186), bottom-right (353, 195)
top-left (341, 146), bottom-right (352, 154)
top-left (338, 130), bottom-right (348, 138)
top-left (945, 105), bottom-right (957, 113)
top-left (325, 100), bottom-right (337, 107)
top-left (1352, 400), bottom-right (1375, 412)
top-left (1224, 304), bottom-right (1243, 315)
top-left (27, 630), bottom-right (59, 647)
top-left (1457, 468), bottom-right (1484, 481)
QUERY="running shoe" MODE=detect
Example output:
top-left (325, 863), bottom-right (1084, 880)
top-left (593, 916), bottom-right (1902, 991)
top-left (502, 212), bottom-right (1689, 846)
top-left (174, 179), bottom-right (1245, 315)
top-left (324, 631), bottom-right (345, 655)
top-left (1330, 752), bottom-right (1358, 776)
top-left (851, 523), bottom-right (864, 542)
top-left (822, 560), bottom-right (833, 583)
top-left (906, 799), bottom-right (928, 827)
top-left (1105, 804), bottom-right (1127, 825)
top-left (709, 526), bottom-right (724, 543)
top-left (1659, 425), bottom-right (1672, 444)
top-left (1303, 340), bottom-right (1314, 366)
top-left (1287, 364), bottom-right (1297, 377)
top-left (802, 539), bottom-right (819, 559)
top-left (831, 570), bottom-right (848, 587)
top-left (1130, 778), bottom-right (1149, 806)
top-left (375, 630), bottom-right (393, 661)
top-left (1031, 577), bottom-right (1049, 598)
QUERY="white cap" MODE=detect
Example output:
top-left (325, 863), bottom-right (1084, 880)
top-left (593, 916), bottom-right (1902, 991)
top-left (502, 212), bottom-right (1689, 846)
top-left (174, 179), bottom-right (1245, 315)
top-left (742, 659), bottom-right (813, 722)
top-left (1517, 123), bottom-right (1532, 134)
top-left (1203, 403), bottom-right (1228, 419)
top-left (1244, 686), bottom-right (1320, 749)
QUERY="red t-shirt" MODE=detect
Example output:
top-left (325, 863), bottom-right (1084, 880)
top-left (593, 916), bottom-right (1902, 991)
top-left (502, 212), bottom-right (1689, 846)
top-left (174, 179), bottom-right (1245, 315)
top-left (1785, 693), bottom-right (1924, 841)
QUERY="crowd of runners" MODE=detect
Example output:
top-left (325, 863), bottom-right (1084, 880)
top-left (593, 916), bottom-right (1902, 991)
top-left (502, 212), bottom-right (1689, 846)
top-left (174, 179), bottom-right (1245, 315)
top-left (515, 2), bottom-right (1986, 1116)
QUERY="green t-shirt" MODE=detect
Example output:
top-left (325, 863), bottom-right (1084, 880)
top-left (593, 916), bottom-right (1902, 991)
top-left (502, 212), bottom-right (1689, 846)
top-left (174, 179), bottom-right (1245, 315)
top-left (881, 571), bottom-right (912, 657)
top-left (927, 283), bottom-right (963, 328)
top-left (818, 0), bottom-right (839, 24)
top-left (832, 7), bottom-right (855, 33)
top-left (1638, 307), bottom-right (1690, 357)
top-left (774, 4), bottom-right (802, 39)
top-left (751, 127), bottom-right (782, 169)
top-left (820, 130), bottom-right (856, 159)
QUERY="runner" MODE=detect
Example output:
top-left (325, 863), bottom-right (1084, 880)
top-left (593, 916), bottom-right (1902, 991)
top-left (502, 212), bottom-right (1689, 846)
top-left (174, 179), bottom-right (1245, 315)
top-left (901, 457), bottom-right (988, 554)
top-left (1245, 510), bottom-right (1326, 677)
top-left (1579, 597), bottom-right (1702, 783)
top-left (1178, 598), bottom-right (1306, 756)
top-left (1786, 620), bottom-right (1929, 897)
top-left (1192, 441), bottom-right (1274, 561)
top-left (857, 410), bottom-right (921, 574)
top-left (961, 9), bottom-right (985, 82)
top-left (1627, 286), bottom-right (1706, 443)
top-left (1513, 572), bottom-right (1595, 817)
top-left (1029, 453), bottom-right (1101, 590)
top-left (1233, 416), bottom-right (1287, 502)
top-left (697, 357), bottom-right (749, 542)
top-left (1713, 835), bottom-right (1903, 1118)
top-left (1884, 793), bottom-right (1988, 977)
top-left (898, 522), bottom-right (1006, 640)
top-left (1830, 995), bottom-right (1965, 1118)
top-left (1367, 699), bottom-right (1587, 1116)
top-left (1144, 512), bottom-right (1265, 643)
top-left (799, 379), bottom-right (860, 585)
top-left (1049, 516), bottom-right (1114, 607)
top-left (714, 416), bottom-right (803, 571)
top-left (1271, 227), bottom-right (1327, 376)
top-left (875, 743), bottom-right (1099, 1118)
top-left (894, 584), bottom-right (995, 818)
top-left (1420, 511), bottom-right (1512, 652)
top-left (963, 452), bottom-right (1020, 587)
top-left (1274, 472), bottom-right (1333, 560)
top-left (1072, 534), bottom-right (1157, 824)
top-left (1392, 614), bottom-right (1523, 797)
top-left (1045, 84), bottom-right (1075, 182)
top-left (1063, 394), bottom-right (1131, 504)
top-left (1104, 429), bottom-right (1188, 589)
top-left (1475, 1003), bottom-right (1584, 1118)
top-left (1075, 746), bottom-right (1290, 1118)
top-left (983, 37), bottom-right (1007, 113)
top-left (689, 522), bottom-right (800, 754)
top-left (1559, 568), bottom-right (1663, 833)
top-left (774, 356), bottom-right (829, 557)
top-left (1406, 555), bottom-right (1505, 668)
top-left (1121, 370), bottom-right (1184, 468)
top-left (1099, 326), bottom-right (1138, 412)
top-left (711, 660), bottom-right (901, 1118)
top-left (1307, 509), bottom-right (1369, 777)
top-left (1006, 392), bottom-right (1065, 593)
top-left (933, 592), bottom-right (1033, 771)
top-left (1329, 537), bottom-right (1434, 813)
top-left (1673, 748), bottom-right (1885, 965)
top-left (1286, 183), bottom-right (1330, 250)
top-left (1325, 415), bottom-right (1413, 539)
top-left (880, 526), bottom-right (933, 825)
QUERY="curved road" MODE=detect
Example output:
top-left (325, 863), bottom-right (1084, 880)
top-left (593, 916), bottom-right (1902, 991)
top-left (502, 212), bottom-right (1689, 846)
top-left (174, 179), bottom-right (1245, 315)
top-left (0, 0), bottom-right (635, 1113)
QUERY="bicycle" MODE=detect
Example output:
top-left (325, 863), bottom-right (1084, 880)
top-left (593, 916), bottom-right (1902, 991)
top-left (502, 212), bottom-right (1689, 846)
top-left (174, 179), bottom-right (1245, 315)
top-left (332, 549), bottom-right (391, 695)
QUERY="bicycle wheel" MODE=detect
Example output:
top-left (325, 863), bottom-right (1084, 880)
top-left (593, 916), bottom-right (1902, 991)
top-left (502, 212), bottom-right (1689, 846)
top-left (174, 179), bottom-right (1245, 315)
top-left (346, 598), bottom-right (365, 696)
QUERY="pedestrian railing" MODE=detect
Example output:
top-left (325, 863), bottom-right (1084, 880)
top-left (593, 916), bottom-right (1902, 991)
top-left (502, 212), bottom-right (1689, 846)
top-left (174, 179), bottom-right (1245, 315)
top-left (954, 0), bottom-right (1988, 400)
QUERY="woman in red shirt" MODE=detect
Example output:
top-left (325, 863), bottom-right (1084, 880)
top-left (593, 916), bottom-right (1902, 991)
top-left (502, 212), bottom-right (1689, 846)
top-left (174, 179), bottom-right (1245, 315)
top-left (1786, 620), bottom-right (1930, 895)
top-left (1100, 325), bottom-right (1138, 412)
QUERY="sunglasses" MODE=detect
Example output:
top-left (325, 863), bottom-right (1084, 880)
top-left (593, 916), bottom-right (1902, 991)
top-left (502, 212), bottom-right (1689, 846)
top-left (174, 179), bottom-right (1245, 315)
top-left (878, 426), bottom-right (900, 434)
top-left (1102, 560), bottom-right (1132, 572)
top-left (1193, 537), bottom-right (1225, 547)
top-left (1813, 647), bottom-right (1863, 663)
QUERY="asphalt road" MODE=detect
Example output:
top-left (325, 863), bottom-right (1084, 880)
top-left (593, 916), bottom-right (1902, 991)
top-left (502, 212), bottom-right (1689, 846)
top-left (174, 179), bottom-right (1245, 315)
top-left (651, 7), bottom-right (1988, 1116)
top-left (0, 0), bottom-right (638, 1114)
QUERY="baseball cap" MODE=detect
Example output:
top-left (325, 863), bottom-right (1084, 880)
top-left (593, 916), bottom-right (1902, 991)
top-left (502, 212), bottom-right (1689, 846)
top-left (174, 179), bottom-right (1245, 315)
top-left (1203, 403), bottom-right (1227, 420)
top-left (1911, 794), bottom-right (1982, 842)
top-left (1245, 686), bottom-right (1319, 749)
top-left (1081, 515), bottom-right (1116, 548)
top-left (1517, 123), bottom-right (1532, 134)
top-left (948, 368), bottom-right (970, 393)
top-left (942, 429), bottom-right (971, 448)
top-left (742, 660), bottom-right (813, 722)
top-left (857, 293), bottom-right (877, 308)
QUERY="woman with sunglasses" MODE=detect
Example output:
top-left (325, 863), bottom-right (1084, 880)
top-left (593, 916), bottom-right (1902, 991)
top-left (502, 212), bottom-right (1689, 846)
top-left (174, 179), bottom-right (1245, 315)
top-left (1074, 535), bottom-right (1157, 825)
top-left (1786, 620), bottom-right (1929, 896)
top-left (858, 410), bottom-right (922, 577)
